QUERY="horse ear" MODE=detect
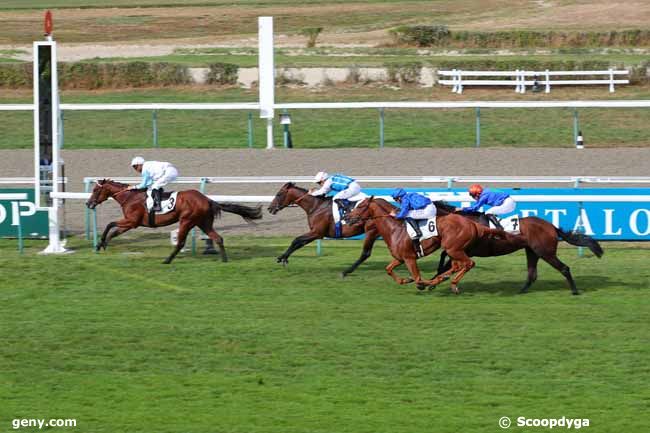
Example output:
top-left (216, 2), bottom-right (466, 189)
top-left (369, 195), bottom-right (374, 201)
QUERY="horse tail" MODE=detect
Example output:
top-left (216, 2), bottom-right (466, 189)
top-left (211, 201), bottom-right (263, 223)
top-left (556, 228), bottom-right (604, 258)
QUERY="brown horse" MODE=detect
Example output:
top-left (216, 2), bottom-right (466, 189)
top-left (86, 179), bottom-right (262, 264)
top-left (345, 197), bottom-right (505, 292)
top-left (268, 182), bottom-right (379, 276)
top-left (433, 201), bottom-right (604, 295)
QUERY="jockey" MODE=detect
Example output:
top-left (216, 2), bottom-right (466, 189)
top-left (459, 184), bottom-right (516, 230)
top-left (309, 171), bottom-right (362, 209)
top-left (310, 171), bottom-right (362, 238)
top-left (128, 156), bottom-right (179, 213)
top-left (390, 188), bottom-right (437, 256)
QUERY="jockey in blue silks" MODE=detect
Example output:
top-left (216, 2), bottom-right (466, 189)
top-left (458, 184), bottom-right (516, 230)
top-left (390, 188), bottom-right (437, 256)
top-left (310, 171), bottom-right (362, 238)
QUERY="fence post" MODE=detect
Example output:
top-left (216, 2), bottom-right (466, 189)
top-left (573, 109), bottom-right (579, 145)
top-left (475, 107), bottom-right (481, 148)
top-left (379, 108), bottom-right (385, 148)
top-left (545, 69), bottom-right (550, 93)
top-left (247, 112), bottom-right (254, 148)
top-left (316, 239), bottom-right (322, 256)
top-left (59, 110), bottom-right (64, 149)
top-left (84, 179), bottom-right (91, 240)
top-left (609, 68), bottom-right (615, 93)
top-left (92, 208), bottom-right (98, 253)
top-left (573, 178), bottom-right (585, 257)
top-left (152, 109), bottom-right (159, 148)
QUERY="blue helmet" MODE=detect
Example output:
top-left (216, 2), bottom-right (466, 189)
top-left (391, 188), bottom-right (407, 200)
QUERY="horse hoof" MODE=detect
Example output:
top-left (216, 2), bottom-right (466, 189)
top-left (340, 272), bottom-right (347, 279)
top-left (451, 286), bottom-right (460, 295)
top-left (163, 259), bottom-right (171, 265)
top-left (416, 283), bottom-right (427, 291)
top-left (519, 288), bottom-right (529, 294)
top-left (572, 291), bottom-right (580, 296)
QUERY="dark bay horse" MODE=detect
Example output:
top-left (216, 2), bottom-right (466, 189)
top-left (268, 182), bottom-right (379, 276)
top-left (86, 179), bottom-right (262, 264)
top-left (345, 197), bottom-right (505, 292)
top-left (434, 201), bottom-right (604, 295)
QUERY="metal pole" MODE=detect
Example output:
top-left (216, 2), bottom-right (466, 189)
top-left (59, 110), bottom-right (64, 149)
top-left (17, 210), bottom-right (23, 254)
top-left (247, 112), bottom-right (253, 148)
top-left (379, 108), bottom-right (385, 148)
top-left (84, 180), bottom-right (91, 240)
top-left (92, 208), bottom-right (98, 253)
top-left (282, 109), bottom-right (289, 148)
top-left (152, 109), bottom-right (159, 148)
top-left (316, 239), bottom-right (322, 256)
top-left (573, 109), bottom-right (579, 145)
top-left (475, 107), bottom-right (481, 148)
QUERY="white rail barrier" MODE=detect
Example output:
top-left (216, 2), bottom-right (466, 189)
top-left (439, 69), bottom-right (630, 94)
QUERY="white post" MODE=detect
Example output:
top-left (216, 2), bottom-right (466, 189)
top-left (457, 70), bottom-right (463, 94)
top-left (258, 17), bottom-right (275, 149)
top-left (41, 40), bottom-right (67, 253)
top-left (609, 68), bottom-right (615, 93)
top-left (545, 69), bottom-right (550, 93)
top-left (32, 42), bottom-right (41, 208)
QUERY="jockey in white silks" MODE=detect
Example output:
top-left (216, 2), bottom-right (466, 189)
top-left (128, 156), bottom-right (179, 214)
top-left (309, 171), bottom-right (363, 238)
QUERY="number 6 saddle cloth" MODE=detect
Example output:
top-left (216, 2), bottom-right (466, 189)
top-left (145, 191), bottom-right (179, 215)
top-left (405, 217), bottom-right (438, 241)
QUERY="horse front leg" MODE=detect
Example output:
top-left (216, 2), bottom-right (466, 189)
top-left (341, 228), bottom-right (378, 278)
top-left (97, 221), bottom-right (117, 251)
top-left (402, 257), bottom-right (440, 290)
top-left (385, 258), bottom-right (413, 285)
top-left (276, 232), bottom-right (319, 266)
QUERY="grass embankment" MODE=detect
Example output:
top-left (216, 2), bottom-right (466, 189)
top-left (1, 235), bottom-right (648, 433)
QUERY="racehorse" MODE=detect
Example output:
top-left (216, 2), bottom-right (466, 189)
top-left (344, 197), bottom-right (505, 292)
top-left (433, 201), bottom-right (604, 295)
top-left (268, 182), bottom-right (379, 276)
top-left (86, 179), bottom-right (262, 264)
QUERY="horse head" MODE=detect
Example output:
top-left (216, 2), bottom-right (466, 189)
top-left (268, 182), bottom-right (303, 215)
top-left (86, 179), bottom-right (126, 209)
top-left (344, 196), bottom-right (374, 225)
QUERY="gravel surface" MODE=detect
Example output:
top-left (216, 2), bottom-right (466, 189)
top-left (1, 148), bottom-right (649, 237)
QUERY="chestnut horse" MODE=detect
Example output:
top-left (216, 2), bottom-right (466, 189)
top-left (345, 197), bottom-right (505, 292)
top-left (268, 182), bottom-right (379, 276)
top-left (433, 201), bottom-right (604, 295)
top-left (86, 179), bottom-right (262, 264)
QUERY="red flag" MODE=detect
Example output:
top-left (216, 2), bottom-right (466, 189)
top-left (44, 10), bottom-right (53, 35)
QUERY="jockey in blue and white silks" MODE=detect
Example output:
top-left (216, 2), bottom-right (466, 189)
top-left (459, 184), bottom-right (516, 230)
top-left (390, 188), bottom-right (437, 255)
top-left (310, 172), bottom-right (363, 238)
top-left (309, 171), bottom-right (362, 201)
top-left (128, 156), bottom-right (179, 212)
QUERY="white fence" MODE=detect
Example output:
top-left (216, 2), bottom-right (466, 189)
top-left (438, 69), bottom-right (630, 94)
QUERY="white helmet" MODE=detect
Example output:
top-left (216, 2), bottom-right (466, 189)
top-left (131, 156), bottom-right (145, 167)
top-left (314, 171), bottom-right (329, 182)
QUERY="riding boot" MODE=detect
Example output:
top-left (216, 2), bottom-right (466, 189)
top-left (487, 214), bottom-right (504, 230)
top-left (406, 218), bottom-right (424, 258)
top-left (148, 208), bottom-right (156, 227)
top-left (334, 222), bottom-right (342, 238)
top-left (334, 199), bottom-right (351, 216)
top-left (152, 188), bottom-right (163, 212)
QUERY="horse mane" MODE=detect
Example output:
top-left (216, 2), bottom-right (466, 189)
top-left (287, 182), bottom-right (331, 202)
top-left (99, 179), bottom-right (130, 188)
top-left (434, 200), bottom-right (482, 218)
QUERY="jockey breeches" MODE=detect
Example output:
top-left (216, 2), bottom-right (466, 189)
top-left (405, 203), bottom-right (437, 219)
top-left (485, 197), bottom-right (516, 215)
top-left (332, 181), bottom-right (361, 200)
top-left (150, 166), bottom-right (179, 190)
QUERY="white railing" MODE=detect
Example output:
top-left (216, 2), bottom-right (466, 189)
top-left (0, 177), bottom-right (67, 185)
top-left (438, 69), bottom-right (630, 94)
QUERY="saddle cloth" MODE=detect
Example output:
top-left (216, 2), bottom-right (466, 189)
top-left (146, 191), bottom-right (178, 215)
top-left (489, 215), bottom-right (521, 234)
top-left (333, 192), bottom-right (369, 224)
top-left (406, 217), bottom-right (438, 241)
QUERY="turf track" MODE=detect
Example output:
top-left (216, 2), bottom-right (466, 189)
top-left (1, 236), bottom-right (648, 432)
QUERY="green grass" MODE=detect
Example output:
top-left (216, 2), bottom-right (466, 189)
top-left (1, 235), bottom-right (649, 432)
top-left (2, 86), bottom-right (650, 149)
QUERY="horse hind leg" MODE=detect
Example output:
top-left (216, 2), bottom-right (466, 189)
top-left (386, 258), bottom-right (413, 285)
top-left (520, 247), bottom-right (540, 294)
top-left (449, 257), bottom-right (475, 294)
top-left (164, 221), bottom-right (194, 264)
top-left (198, 221), bottom-right (227, 262)
top-left (542, 255), bottom-right (578, 295)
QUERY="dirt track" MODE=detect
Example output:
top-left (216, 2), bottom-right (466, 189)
top-left (1, 147), bottom-right (649, 237)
